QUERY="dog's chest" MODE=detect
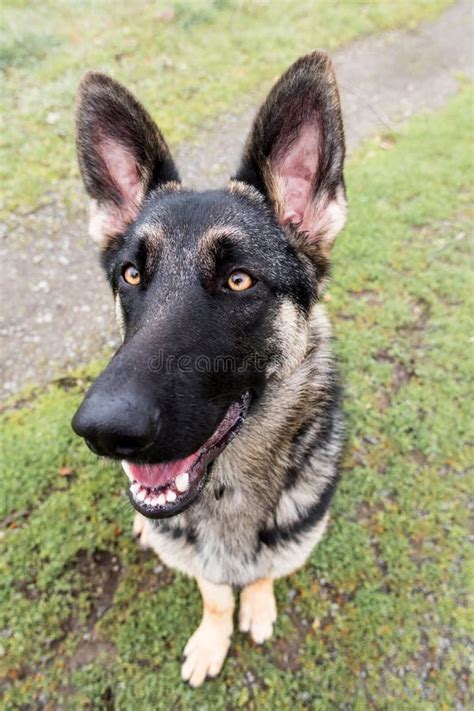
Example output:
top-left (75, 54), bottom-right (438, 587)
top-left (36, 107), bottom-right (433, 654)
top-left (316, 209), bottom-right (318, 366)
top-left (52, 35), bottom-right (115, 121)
top-left (152, 481), bottom-right (263, 583)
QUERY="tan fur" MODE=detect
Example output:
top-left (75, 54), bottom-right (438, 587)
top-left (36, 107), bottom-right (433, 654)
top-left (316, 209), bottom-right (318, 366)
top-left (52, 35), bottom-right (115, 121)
top-left (239, 578), bottom-right (277, 644)
top-left (87, 189), bottom-right (146, 246)
top-left (114, 295), bottom-right (126, 338)
top-left (262, 158), bottom-right (284, 219)
top-left (302, 185), bottom-right (347, 257)
top-left (267, 300), bottom-right (309, 378)
top-left (181, 577), bottom-right (235, 687)
top-left (199, 224), bottom-right (246, 251)
top-left (138, 222), bottom-right (166, 267)
top-left (197, 225), bottom-right (248, 275)
top-left (153, 180), bottom-right (183, 194)
top-left (227, 179), bottom-right (265, 204)
top-left (134, 222), bottom-right (165, 241)
top-left (132, 511), bottom-right (146, 538)
top-left (87, 187), bottom-right (178, 246)
top-left (87, 199), bottom-right (112, 245)
top-left (271, 180), bottom-right (347, 258)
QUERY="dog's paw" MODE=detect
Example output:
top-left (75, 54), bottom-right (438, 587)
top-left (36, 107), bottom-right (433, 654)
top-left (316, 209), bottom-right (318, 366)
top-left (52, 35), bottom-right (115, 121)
top-left (132, 512), bottom-right (151, 549)
top-left (239, 580), bottom-right (277, 644)
top-left (181, 620), bottom-right (232, 687)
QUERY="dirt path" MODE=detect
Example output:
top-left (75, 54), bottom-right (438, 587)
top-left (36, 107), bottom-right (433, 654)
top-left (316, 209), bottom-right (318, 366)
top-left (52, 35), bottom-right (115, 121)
top-left (1, 0), bottom-right (471, 400)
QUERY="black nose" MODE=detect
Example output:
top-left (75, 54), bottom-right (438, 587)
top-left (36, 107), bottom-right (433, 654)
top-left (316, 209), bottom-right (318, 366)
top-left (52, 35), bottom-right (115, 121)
top-left (71, 391), bottom-right (161, 459)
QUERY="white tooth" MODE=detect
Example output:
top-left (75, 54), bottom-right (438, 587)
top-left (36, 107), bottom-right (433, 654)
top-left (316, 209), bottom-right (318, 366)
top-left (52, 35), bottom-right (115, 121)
top-left (157, 493), bottom-right (166, 506)
top-left (175, 472), bottom-right (189, 493)
top-left (166, 489), bottom-right (177, 503)
top-left (122, 460), bottom-right (133, 482)
top-left (130, 482), bottom-right (140, 496)
top-left (137, 488), bottom-right (147, 503)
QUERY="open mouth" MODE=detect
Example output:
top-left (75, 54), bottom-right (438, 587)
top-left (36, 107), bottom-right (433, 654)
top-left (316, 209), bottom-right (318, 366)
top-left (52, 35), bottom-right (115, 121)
top-left (122, 391), bottom-right (251, 519)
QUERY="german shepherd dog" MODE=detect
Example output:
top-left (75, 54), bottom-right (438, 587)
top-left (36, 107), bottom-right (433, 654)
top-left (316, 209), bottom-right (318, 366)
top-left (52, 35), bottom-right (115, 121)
top-left (72, 50), bottom-right (346, 687)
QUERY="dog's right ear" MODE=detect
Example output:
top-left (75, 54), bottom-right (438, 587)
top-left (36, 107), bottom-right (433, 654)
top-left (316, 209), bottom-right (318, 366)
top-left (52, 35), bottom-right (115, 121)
top-left (76, 72), bottom-right (179, 245)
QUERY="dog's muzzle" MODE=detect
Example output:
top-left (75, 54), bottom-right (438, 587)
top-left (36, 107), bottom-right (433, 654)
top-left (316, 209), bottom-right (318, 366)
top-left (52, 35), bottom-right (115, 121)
top-left (71, 391), bottom-right (161, 459)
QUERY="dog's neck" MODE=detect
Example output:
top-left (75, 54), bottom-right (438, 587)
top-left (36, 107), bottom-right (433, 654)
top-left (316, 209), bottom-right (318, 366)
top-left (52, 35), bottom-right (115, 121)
top-left (215, 303), bottom-right (335, 490)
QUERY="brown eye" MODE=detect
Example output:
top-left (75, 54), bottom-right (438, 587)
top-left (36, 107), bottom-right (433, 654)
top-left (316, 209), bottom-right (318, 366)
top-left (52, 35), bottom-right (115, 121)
top-left (122, 264), bottom-right (141, 286)
top-left (226, 270), bottom-right (254, 292)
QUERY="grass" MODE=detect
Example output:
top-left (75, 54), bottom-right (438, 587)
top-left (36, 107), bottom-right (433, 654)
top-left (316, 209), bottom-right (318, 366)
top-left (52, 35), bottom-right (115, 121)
top-left (0, 0), bottom-right (453, 219)
top-left (1, 89), bottom-right (473, 709)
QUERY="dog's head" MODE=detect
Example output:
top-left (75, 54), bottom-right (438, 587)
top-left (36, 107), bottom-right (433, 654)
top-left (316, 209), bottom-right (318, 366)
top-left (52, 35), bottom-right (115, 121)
top-left (72, 51), bottom-right (346, 518)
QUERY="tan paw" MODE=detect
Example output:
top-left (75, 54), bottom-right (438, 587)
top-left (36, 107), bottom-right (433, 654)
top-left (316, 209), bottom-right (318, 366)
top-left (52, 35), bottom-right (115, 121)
top-left (239, 579), bottom-right (277, 644)
top-left (132, 512), bottom-right (151, 549)
top-left (181, 619), bottom-right (232, 687)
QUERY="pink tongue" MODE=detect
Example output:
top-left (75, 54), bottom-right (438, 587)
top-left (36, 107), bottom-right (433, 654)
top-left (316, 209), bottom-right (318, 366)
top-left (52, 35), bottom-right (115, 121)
top-left (126, 400), bottom-right (243, 488)
top-left (127, 453), bottom-right (198, 487)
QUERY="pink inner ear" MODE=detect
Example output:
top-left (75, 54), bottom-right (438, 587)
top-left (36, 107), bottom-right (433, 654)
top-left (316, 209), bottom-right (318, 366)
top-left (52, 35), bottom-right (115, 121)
top-left (99, 138), bottom-right (142, 216)
top-left (274, 122), bottom-right (320, 229)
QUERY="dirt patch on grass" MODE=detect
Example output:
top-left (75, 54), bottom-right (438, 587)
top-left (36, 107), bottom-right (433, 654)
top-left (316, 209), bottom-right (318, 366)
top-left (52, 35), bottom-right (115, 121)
top-left (375, 349), bottom-right (417, 393)
top-left (73, 549), bottom-right (122, 627)
top-left (45, 550), bottom-right (122, 672)
top-left (69, 637), bottom-right (117, 672)
top-left (2, 509), bottom-right (31, 530)
top-left (268, 610), bottom-right (309, 673)
top-left (402, 298), bottom-right (431, 335)
top-left (374, 295), bottom-right (432, 408)
top-left (347, 289), bottom-right (384, 306)
top-left (392, 362), bottom-right (416, 392)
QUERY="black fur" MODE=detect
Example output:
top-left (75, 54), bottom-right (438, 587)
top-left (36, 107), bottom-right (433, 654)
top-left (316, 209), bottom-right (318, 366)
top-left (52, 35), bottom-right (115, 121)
top-left (283, 379), bottom-right (343, 489)
top-left (258, 477), bottom-right (339, 548)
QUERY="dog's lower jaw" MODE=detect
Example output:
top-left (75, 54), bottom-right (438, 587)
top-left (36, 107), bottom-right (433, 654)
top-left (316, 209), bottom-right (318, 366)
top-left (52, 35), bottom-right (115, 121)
top-left (124, 391), bottom-right (252, 520)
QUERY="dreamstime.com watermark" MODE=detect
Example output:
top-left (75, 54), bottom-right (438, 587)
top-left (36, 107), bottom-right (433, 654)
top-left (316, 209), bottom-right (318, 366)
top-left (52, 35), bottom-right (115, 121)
top-left (147, 351), bottom-right (278, 374)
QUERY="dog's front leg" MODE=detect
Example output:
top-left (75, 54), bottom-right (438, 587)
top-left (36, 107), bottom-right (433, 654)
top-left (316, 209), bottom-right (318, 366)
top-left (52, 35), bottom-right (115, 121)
top-left (181, 577), bottom-right (234, 687)
top-left (132, 512), bottom-right (153, 550)
top-left (239, 577), bottom-right (277, 644)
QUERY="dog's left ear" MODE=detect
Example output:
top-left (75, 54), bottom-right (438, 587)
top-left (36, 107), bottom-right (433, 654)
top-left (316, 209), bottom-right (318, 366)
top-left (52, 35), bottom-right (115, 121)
top-left (76, 72), bottom-right (179, 245)
top-left (233, 50), bottom-right (346, 256)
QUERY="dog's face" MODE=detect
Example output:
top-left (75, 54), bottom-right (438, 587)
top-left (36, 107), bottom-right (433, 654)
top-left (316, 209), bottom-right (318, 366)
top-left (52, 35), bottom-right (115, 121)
top-left (72, 52), bottom-right (346, 519)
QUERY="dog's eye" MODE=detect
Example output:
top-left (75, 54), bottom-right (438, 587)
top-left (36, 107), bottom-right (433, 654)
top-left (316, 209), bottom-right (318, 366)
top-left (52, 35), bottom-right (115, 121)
top-left (122, 264), bottom-right (141, 286)
top-left (226, 270), bottom-right (254, 292)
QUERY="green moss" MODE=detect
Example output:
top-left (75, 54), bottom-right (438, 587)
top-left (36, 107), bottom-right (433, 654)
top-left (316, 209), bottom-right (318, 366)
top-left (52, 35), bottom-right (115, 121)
top-left (0, 88), bottom-right (472, 708)
top-left (0, 0), bottom-right (452, 217)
